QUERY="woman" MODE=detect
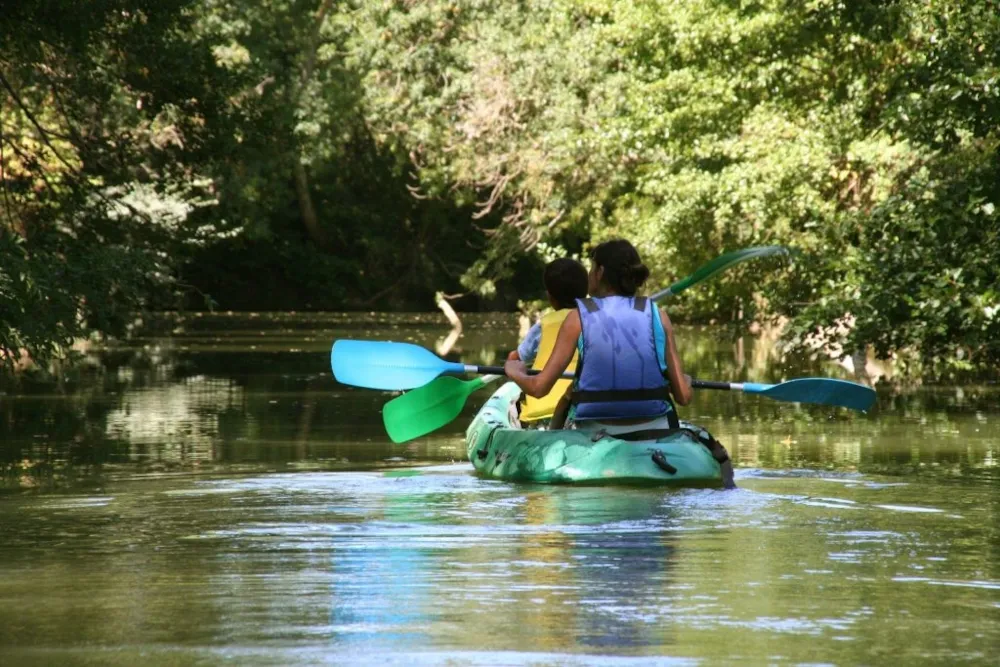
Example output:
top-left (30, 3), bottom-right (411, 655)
top-left (504, 239), bottom-right (692, 434)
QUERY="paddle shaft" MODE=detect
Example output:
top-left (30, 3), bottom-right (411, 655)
top-left (474, 365), bottom-right (574, 379)
top-left (689, 380), bottom-right (804, 394)
top-left (468, 369), bottom-right (764, 393)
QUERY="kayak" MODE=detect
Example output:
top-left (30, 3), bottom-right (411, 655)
top-left (465, 382), bottom-right (730, 486)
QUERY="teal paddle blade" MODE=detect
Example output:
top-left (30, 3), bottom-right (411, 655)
top-left (743, 378), bottom-right (876, 412)
top-left (331, 339), bottom-right (466, 390)
top-left (383, 375), bottom-right (498, 443)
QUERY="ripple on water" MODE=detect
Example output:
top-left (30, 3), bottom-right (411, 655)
top-left (892, 576), bottom-right (1000, 591)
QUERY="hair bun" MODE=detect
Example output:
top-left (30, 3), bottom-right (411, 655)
top-left (627, 263), bottom-right (650, 292)
top-left (631, 263), bottom-right (650, 283)
top-left (589, 239), bottom-right (649, 296)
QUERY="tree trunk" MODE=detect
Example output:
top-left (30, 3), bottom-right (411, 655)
top-left (291, 0), bottom-right (337, 248)
top-left (293, 161), bottom-right (325, 246)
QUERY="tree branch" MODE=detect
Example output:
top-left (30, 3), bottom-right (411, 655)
top-left (0, 69), bottom-right (79, 175)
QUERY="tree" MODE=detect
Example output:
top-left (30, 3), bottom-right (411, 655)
top-left (0, 0), bottom-right (225, 369)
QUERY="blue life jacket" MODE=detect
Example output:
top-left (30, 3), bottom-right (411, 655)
top-left (572, 295), bottom-right (676, 421)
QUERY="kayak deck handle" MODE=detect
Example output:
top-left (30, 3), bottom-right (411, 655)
top-left (650, 449), bottom-right (678, 475)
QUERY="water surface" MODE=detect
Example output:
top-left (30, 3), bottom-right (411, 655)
top-left (0, 313), bottom-right (997, 665)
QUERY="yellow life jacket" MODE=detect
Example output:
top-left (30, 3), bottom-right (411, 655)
top-left (519, 308), bottom-right (579, 422)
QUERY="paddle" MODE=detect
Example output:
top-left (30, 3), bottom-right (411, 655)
top-left (333, 339), bottom-right (497, 391)
top-left (382, 371), bottom-right (874, 443)
top-left (336, 338), bottom-right (874, 411)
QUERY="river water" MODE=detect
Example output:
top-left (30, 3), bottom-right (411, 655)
top-left (0, 313), bottom-right (997, 665)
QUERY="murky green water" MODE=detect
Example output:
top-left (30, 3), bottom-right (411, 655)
top-left (1, 313), bottom-right (997, 665)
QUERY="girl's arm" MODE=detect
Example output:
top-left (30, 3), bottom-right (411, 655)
top-left (550, 390), bottom-right (572, 429)
top-left (504, 310), bottom-right (582, 398)
top-left (660, 306), bottom-right (693, 406)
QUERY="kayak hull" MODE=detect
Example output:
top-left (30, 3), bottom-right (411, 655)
top-left (465, 382), bottom-right (725, 486)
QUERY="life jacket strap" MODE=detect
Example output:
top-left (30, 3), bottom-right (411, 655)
top-left (570, 388), bottom-right (673, 404)
top-left (580, 296), bottom-right (648, 313)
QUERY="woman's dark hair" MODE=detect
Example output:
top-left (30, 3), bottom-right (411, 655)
top-left (544, 258), bottom-right (589, 310)
top-left (589, 239), bottom-right (650, 296)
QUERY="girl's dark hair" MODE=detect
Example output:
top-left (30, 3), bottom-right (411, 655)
top-left (544, 258), bottom-right (589, 310)
top-left (589, 239), bottom-right (650, 296)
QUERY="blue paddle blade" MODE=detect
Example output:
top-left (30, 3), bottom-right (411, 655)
top-left (331, 340), bottom-right (466, 390)
top-left (742, 378), bottom-right (876, 412)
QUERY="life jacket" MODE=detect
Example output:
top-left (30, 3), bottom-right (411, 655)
top-left (571, 295), bottom-right (676, 422)
top-left (519, 308), bottom-right (579, 422)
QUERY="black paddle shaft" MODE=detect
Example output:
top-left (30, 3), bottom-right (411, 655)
top-left (691, 380), bottom-right (732, 391)
top-left (477, 365), bottom-right (549, 376)
top-left (476, 365), bottom-right (573, 379)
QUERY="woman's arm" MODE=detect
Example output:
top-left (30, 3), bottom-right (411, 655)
top-left (504, 310), bottom-right (582, 398)
top-left (660, 306), bottom-right (693, 406)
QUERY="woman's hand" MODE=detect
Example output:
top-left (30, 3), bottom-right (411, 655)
top-left (504, 358), bottom-right (528, 380)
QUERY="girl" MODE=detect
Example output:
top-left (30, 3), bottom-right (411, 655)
top-left (507, 257), bottom-right (589, 423)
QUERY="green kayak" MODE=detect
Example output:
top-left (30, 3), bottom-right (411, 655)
top-left (465, 382), bottom-right (731, 486)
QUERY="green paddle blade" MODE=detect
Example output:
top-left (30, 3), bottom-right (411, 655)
top-left (651, 245), bottom-right (795, 300)
top-left (383, 375), bottom-right (500, 443)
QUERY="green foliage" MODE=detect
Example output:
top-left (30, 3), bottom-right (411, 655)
top-left (0, 0), bottom-right (222, 370)
top-left (2, 0), bottom-right (998, 379)
top-left (351, 0), bottom-right (1000, 377)
top-left (773, 0), bottom-right (1000, 378)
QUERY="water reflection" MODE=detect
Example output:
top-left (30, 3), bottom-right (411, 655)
top-left (0, 458), bottom-right (997, 663)
top-left (0, 313), bottom-right (997, 664)
top-left (1, 313), bottom-right (998, 491)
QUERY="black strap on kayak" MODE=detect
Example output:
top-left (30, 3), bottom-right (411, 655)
top-left (650, 449), bottom-right (677, 475)
top-left (612, 427), bottom-right (736, 489)
top-left (475, 426), bottom-right (501, 461)
top-left (612, 427), bottom-right (693, 443)
top-left (615, 427), bottom-right (730, 463)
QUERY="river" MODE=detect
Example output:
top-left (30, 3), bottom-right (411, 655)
top-left (0, 313), bottom-right (997, 665)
